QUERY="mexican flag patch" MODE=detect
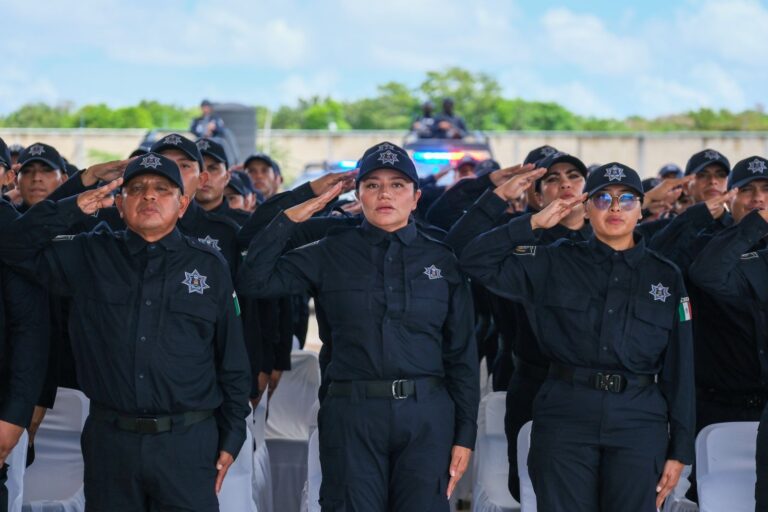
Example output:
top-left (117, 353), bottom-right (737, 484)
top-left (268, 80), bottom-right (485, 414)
top-left (678, 297), bottom-right (692, 322)
top-left (232, 291), bottom-right (241, 317)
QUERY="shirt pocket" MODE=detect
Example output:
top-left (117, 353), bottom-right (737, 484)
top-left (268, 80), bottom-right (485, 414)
top-left (626, 299), bottom-right (673, 365)
top-left (407, 278), bottom-right (449, 331)
top-left (164, 296), bottom-right (218, 357)
top-left (80, 284), bottom-right (130, 326)
top-left (319, 276), bottom-right (372, 326)
top-left (537, 291), bottom-right (593, 351)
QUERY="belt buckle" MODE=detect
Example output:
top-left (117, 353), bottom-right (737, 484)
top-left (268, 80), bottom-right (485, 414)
top-left (391, 379), bottom-right (408, 400)
top-left (135, 417), bottom-right (159, 434)
top-left (594, 373), bottom-right (626, 393)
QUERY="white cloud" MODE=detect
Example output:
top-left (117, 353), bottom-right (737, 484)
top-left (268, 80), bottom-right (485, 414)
top-left (278, 72), bottom-right (340, 104)
top-left (541, 7), bottom-right (651, 75)
top-left (634, 76), bottom-right (711, 116)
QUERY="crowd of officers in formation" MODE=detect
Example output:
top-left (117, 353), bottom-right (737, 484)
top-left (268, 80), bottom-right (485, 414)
top-left (0, 127), bottom-right (765, 512)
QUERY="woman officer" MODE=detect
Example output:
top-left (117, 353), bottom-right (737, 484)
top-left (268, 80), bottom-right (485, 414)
top-left (237, 142), bottom-right (479, 511)
top-left (459, 163), bottom-right (694, 511)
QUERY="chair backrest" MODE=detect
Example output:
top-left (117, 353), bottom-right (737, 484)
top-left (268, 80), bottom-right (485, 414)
top-left (43, 388), bottom-right (90, 433)
top-left (473, 392), bottom-right (507, 488)
top-left (306, 428), bottom-right (321, 512)
top-left (218, 425), bottom-right (257, 512)
top-left (265, 350), bottom-right (321, 441)
top-left (695, 422), bottom-right (759, 479)
top-left (517, 421), bottom-right (537, 512)
top-left (251, 399), bottom-right (267, 448)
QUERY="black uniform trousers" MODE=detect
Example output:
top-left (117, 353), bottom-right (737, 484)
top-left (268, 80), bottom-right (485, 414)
top-left (528, 378), bottom-right (668, 512)
top-left (504, 362), bottom-right (547, 501)
top-left (82, 415), bottom-right (219, 512)
top-left (758, 402), bottom-right (768, 511)
top-left (318, 384), bottom-right (454, 512)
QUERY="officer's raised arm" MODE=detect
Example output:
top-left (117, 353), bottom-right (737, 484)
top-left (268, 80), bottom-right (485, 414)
top-left (237, 182), bottom-right (343, 298)
top-left (689, 208), bottom-right (768, 299)
top-left (459, 171), bottom-right (580, 303)
top-left (0, 178), bottom-right (122, 293)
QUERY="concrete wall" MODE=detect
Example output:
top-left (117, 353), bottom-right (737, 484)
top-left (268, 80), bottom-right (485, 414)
top-left (3, 128), bottom-right (768, 181)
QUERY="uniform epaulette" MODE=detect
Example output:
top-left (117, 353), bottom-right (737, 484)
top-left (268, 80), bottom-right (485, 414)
top-left (645, 247), bottom-right (682, 272)
top-left (551, 237), bottom-right (579, 248)
top-left (418, 229), bottom-right (453, 252)
top-left (201, 210), bottom-right (240, 231)
top-left (184, 235), bottom-right (228, 262)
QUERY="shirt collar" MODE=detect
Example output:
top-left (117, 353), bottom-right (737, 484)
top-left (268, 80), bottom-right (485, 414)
top-left (360, 218), bottom-right (417, 246)
top-left (588, 233), bottom-right (646, 268)
top-left (125, 227), bottom-right (183, 254)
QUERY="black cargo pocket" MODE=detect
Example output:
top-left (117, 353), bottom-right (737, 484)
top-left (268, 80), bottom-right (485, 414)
top-left (629, 299), bottom-right (673, 360)
top-left (408, 278), bottom-right (449, 328)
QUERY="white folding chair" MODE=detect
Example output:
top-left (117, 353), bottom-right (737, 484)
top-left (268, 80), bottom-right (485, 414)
top-left (218, 422), bottom-right (258, 512)
top-left (302, 428), bottom-right (321, 512)
top-left (696, 421), bottom-right (758, 512)
top-left (22, 387), bottom-right (89, 512)
top-left (516, 421), bottom-right (536, 512)
top-left (472, 392), bottom-right (520, 512)
top-left (251, 400), bottom-right (273, 512)
top-left (265, 350), bottom-right (321, 512)
top-left (5, 430), bottom-right (28, 512)
top-left (661, 465), bottom-right (698, 512)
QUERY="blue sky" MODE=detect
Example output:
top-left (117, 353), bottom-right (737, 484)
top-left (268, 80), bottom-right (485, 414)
top-left (1, 0), bottom-right (766, 118)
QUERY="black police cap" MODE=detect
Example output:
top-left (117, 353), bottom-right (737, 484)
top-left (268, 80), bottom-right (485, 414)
top-left (123, 152), bottom-right (185, 194)
top-left (232, 170), bottom-right (256, 194)
top-left (243, 153), bottom-right (281, 176)
top-left (658, 163), bottom-right (683, 179)
top-left (0, 137), bottom-right (10, 169)
top-left (540, 152), bottom-right (587, 176)
top-left (475, 159), bottom-right (501, 177)
top-left (524, 145), bottom-right (558, 167)
top-left (642, 177), bottom-right (660, 193)
top-left (18, 142), bottom-right (63, 172)
top-left (728, 156), bottom-right (768, 190)
top-left (585, 162), bottom-right (644, 198)
top-left (356, 142), bottom-right (419, 188)
top-left (685, 149), bottom-right (730, 176)
top-left (129, 148), bottom-right (148, 159)
top-left (196, 138), bottom-right (228, 168)
top-left (225, 173), bottom-right (248, 196)
top-left (150, 133), bottom-right (204, 172)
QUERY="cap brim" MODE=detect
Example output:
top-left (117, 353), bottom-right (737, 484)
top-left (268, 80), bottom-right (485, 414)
top-left (356, 165), bottom-right (418, 186)
top-left (546, 155), bottom-right (587, 176)
top-left (124, 168), bottom-right (184, 194)
top-left (587, 182), bottom-right (644, 198)
top-left (20, 157), bottom-right (61, 171)
top-left (688, 161), bottom-right (729, 176)
top-left (730, 175), bottom-right (768, 190)
top-left (153, 144), bottom-right (201, 166)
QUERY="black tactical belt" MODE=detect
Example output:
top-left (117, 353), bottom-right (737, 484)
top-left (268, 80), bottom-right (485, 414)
top-left (699, 388), bottom-right (768, 409)
top-left (549, 362), bottom-right (655, 394)
top-left (328, 377), bottom-right (443, 400)
top-left (90, 403), bottom-right (214, 434)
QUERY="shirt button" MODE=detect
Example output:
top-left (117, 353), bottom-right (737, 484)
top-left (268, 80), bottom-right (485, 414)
top-left (148, 245), bottom-right (156, 251)
top-left (608, 309), bottom-right (614, 314)
top-left (387, 257), bottom-right (393, 263)
top-left (760, 349), bottom-right (765, 354)
top-left (138, 373), bottom-right (144, 379)
top-left (613, 277), bottom-right (619, 282)
top-left (388, 285), bottom-right (394, 291)
top-left (145, 300), bottom-right (152, 306)
top-left (602, 346), bottom-right (608, 351)
top-left (140, 336), bottom-right (146, 342)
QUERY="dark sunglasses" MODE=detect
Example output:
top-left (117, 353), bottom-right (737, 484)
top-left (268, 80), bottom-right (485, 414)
top-left (590, 192), bottom-right (640, 211)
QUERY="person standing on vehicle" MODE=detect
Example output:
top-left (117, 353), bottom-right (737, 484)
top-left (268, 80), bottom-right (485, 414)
top-left (434, 98), bottom-right (467, 139)
top-left (190, 100), bottom-right (226, 139)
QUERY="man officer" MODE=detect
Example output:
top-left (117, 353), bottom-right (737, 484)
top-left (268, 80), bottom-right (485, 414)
top-left (0, 154), bottom-right (250, 511)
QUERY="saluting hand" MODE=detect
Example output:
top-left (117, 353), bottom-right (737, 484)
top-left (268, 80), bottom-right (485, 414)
top-left (214, 450), bottom-right (234, 494)
top-left (81, 157), bottom-right (137, 187)
top-left (446, 445), bottom-right (472, 499)
top-left (530, 194), bottom-right (588, 230)
top-left (489, 163), bottom-right (536, 187)
top-left (492, 167), bottom-right (547, 202)
top-left (76, 177), bottom-right (123, 215)
top-left (310, 171), bottom-right (356, 196)
top-left (655, 459), bottom-right (684, 508)
top-left (703, 189), bottom-right (737, 219)
top-left (642, 176), bottom-right (694, 209)
top-left (285, 182), bottom-right (344, 223)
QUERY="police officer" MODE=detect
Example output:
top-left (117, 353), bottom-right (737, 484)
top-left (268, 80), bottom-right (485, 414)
top-left (14, 143), bottom-right (67, 213)
top-left (237, 142), bottom-right (479, 511)
top-left (195, 138), bottom-right (250, 226)
top-left (243, 153), bottom-right (282, 200)
top-left (459, 163), bottom-right (694, 511)
top-left (0, 139), bottom-right (49, 512)
top-left (688, 158), bottom-right (768, 509)
top-left (412, 100), bottom-right (436, 138)
top-left (0, 154), bottom-right (250, 511)
top-left (434, 98), bottom-right (467, 139)
top-left (190, 99), bottom-right (225, 139)
top-left (446, 152), bottom-right (592, 501)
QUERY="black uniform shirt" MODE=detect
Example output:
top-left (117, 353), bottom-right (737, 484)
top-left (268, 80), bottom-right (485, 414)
top-left (460, 213), bottom-right (695, 462)
top-left (689, 210), bottom-right (768, 389)
top-left (237, 214), bottom-right (479, 448)
top-left (0, 200), bottom-right (49, 427)
top-left (0, 197), bottom-right (251, 456)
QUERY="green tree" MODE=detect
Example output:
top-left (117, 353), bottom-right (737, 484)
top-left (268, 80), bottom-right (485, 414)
top-left (418, 67), bottom-right (503, 130)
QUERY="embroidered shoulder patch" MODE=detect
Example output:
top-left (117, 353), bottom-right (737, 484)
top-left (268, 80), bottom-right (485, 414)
top-left (741, 252), bottom-right (759, 260)
top-left (53, 235), bottom-right (76, 242)
top-left (678, 297), bottom-right (693, 322)
top-left (513, 245), bottom-right (536, 256)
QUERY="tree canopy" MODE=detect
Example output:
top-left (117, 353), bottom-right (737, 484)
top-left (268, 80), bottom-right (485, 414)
top-left (2, 68), bottom-right (767, 132)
